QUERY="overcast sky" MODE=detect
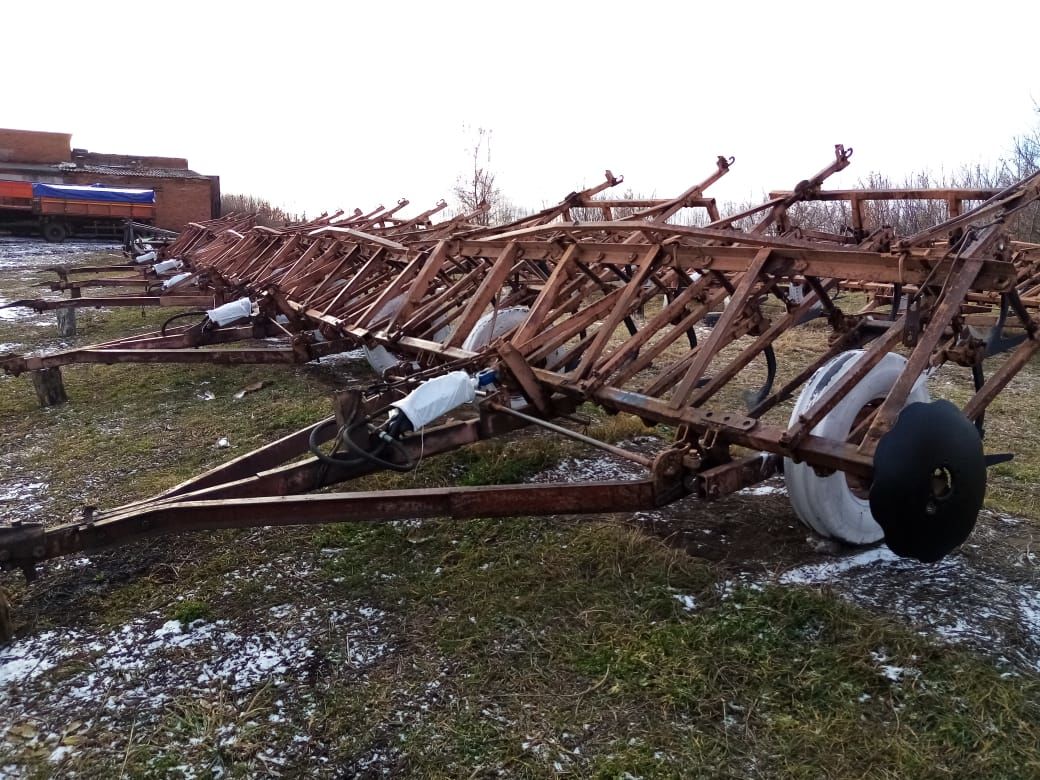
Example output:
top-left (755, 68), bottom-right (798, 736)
top-left (3, 1), bottom-right (1038, 219)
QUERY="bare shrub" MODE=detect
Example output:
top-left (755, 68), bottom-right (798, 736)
top-left (220, 193), bottom-right (304, 227)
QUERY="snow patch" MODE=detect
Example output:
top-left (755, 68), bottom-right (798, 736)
top-left (0, 480), bottom-right (47, 505)
top-left (316, 348), bottom-right (366, 365)
top-left (0, 599), bottom-right (393, 762)
top-left (0, 477), bottom-right (50, 524)
top-left (870, 650), bottom-right (921, 683)
top-left (672, 594), bottom-right (697, 611)
top-left (0, 631), bottom-right (60, 685)
top-left (529, 455), bottom-right (645, 484)
top-left (0, 305), bottom-right (27, 323)
top-left (777, 532), bottom-right (1040, 674)
top-left (779, 547), bottom-right (902, 585)
top-left (737, 480), bottom-right (787, 497)
top-left (0, 238), bottom-right (120, 268)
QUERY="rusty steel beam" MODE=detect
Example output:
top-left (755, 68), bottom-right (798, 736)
top-left (1, 295), bottom-right (217, 312)
top-left (768, 187), bottom-right (999, 202)
top-left (42, 278), bottom-right (157, 290)
top-left (0, 481), bottom-right (662, 570)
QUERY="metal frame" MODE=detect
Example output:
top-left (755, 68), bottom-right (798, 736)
top-left (3, 147), bottom-right (1040, 586)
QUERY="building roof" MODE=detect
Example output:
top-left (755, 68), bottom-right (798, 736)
top-left (74, 164), bottom-right (211, 180)
top-left (0, 162), bottom-right (66, 175)
top-left (0, 161), bottom-right (211, 182)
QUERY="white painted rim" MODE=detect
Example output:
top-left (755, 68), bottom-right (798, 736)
top-left (364, 300), bottom-right (531, 374)
top-left (783, 350), bottom-right (930, 544)
top-left (363, 295), bottom-right (407, 375)
top-left (460, 306), bottom-right (531, 352)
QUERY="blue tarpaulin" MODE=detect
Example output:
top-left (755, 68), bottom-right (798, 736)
top-left (32, 183), bottom-right (155, 204)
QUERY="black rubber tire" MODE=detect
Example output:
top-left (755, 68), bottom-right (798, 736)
top-left (41, 222), bottom-right (69, 243)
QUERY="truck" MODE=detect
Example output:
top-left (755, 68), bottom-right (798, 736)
top-left (0, 180), bottom-right (156, 242)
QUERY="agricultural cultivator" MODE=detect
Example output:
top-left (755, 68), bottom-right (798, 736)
top-left (3, 145), bottom-right (1040, 636)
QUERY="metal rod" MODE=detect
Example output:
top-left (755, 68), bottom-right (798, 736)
top-left (487, 402), bottom-right (653, 467)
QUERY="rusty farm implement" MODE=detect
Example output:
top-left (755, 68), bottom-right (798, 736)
top-left (2, 145), bottom-right (1040, 639)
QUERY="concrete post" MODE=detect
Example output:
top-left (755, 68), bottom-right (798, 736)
top-left (56, 307), bottom-right (77, 337)
top-left (31, 367), bottom-right (67, 407)
top-left (57, 287), bottom-right (81, 337)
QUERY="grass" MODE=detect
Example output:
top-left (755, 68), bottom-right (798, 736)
top-left (0, 254), bottom-right (342, 514)
top-left (305, 518), bottom-right (1040, 777)
top-left (171, 599), bottom-right (212, 626)
top-left (1, 250), bottom-right (1040, 776)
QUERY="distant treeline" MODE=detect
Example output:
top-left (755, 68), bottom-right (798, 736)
top-left (221, 110), bottom-right (1040, 241)
top-left (781, 148), bottom-right (1040, 242)
top-left (220, 193), bottom-right (304, 227)
top-left (459, 109), bottom-right (1040, 242)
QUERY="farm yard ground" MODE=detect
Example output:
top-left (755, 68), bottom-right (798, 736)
top-left (0, 241), bottom-right (1038, 778)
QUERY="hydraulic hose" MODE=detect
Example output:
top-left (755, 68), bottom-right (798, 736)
top-left (339, 416), bottom-right (417, 472)
top-left (307, 410), bottom-right (417, 472)
top-left (307, 417), bottom-right (367, 468)
top-left (160, 310), bottom-right (209, 336)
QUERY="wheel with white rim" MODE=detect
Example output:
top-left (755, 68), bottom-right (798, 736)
top-left (365, 303), bottom-right (556, 379)
top-left (363, 295), bottom-right (407, 374)
top-left (460, 306), bottom-right (532, 352)
top-left (461, 306), bottom-right (570, 371)
top-left (783, 350), bottom-right (930, 544)
top-left (363, 295), bottom-right (454, 375)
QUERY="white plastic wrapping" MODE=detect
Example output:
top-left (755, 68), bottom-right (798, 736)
top-left (162, 272), bottom-right (193, 290)
top-left (206, 297), bottom-right (253, 326)
top-left (153, 259), bottom-right (183, 274)
top-left (390, 371), bottom-right (475, 430)
top-left (135, 250), bottom-right (157, 264)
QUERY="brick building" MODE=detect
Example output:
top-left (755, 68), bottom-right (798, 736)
top-left (0, 128), bottom-right (219, 231)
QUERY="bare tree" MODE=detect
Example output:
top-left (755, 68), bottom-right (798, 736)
top-left (453, 127), bottom-right (500, 226)
top-left (1007, 106), bottom-right (1040, 241)
top-left (491, 197), bottom-right (531, 225)
top-left (1011, 108), bottom-right (1040, 178)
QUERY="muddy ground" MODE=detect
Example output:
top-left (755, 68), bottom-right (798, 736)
top-left (0, 239), bottom-right (1038, 777)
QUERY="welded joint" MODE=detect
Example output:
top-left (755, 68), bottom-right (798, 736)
top-left (778, 418), bottom-right (809, 454)
top-left (494, 342), bottom-right (552, 415)
top-left (694, 453), bottom-right (782, 501)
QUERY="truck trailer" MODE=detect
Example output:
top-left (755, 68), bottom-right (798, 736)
top-left (0, 180), bottom-right (156, 242)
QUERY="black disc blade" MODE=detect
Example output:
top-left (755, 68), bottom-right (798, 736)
top-left (869, 400), bottom-right (986, 563)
